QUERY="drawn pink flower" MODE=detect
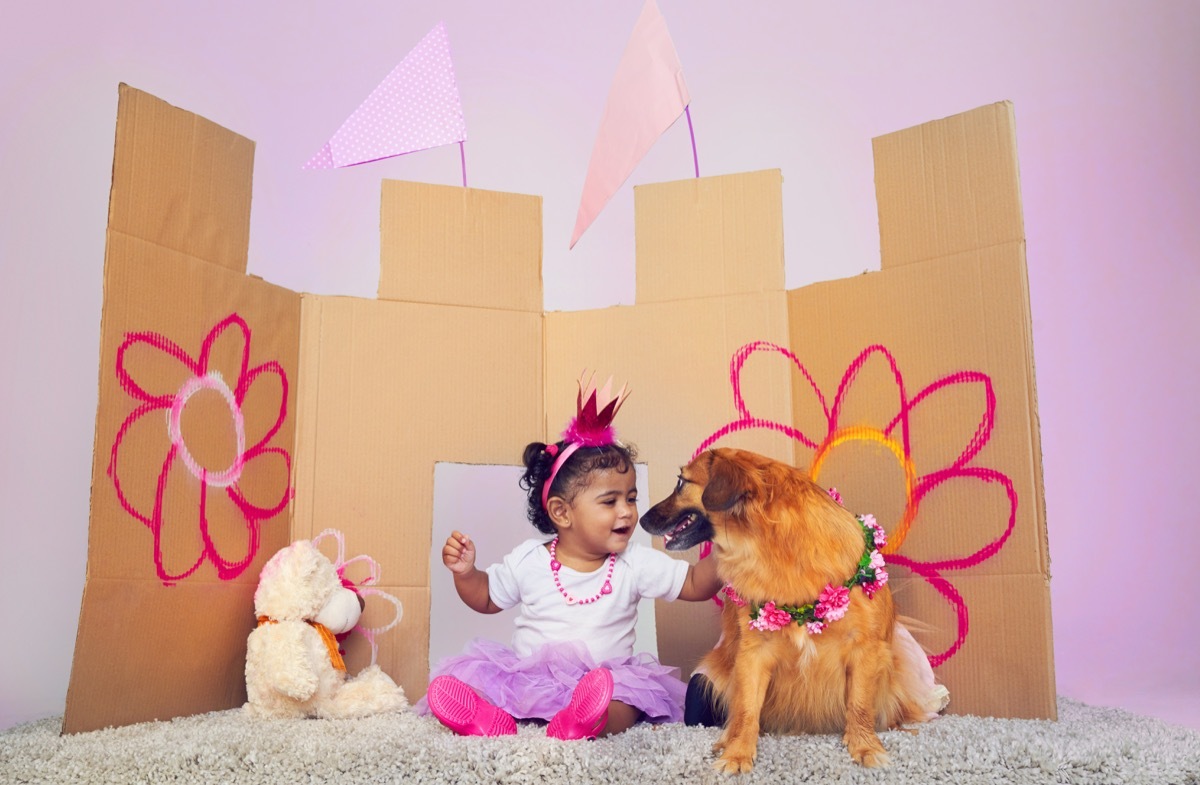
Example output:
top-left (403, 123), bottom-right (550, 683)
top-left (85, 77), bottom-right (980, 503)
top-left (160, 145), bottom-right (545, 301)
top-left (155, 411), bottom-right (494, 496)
top-left (313, 529), bottom-right (404, 664)
top-left (696, 341), bottom-right (1017, 667)
top-left (108, 313), bottom-right (291, 584)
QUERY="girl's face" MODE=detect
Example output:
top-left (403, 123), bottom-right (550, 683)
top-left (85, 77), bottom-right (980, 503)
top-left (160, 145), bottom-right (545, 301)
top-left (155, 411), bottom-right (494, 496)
top-left (557, 467), bottom-right (638, 561)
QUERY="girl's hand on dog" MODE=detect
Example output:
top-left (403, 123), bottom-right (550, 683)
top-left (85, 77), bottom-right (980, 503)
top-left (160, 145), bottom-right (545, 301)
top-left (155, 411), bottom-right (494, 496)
top-left (443, 531), bottom-right (477, 576)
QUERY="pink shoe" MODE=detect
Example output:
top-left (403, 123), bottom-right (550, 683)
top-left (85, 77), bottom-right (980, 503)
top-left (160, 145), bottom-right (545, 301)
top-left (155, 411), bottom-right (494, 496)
top-left (547, 667), bottom-right (614, 740)
top-left (427, 676), bottom-right (517, 737)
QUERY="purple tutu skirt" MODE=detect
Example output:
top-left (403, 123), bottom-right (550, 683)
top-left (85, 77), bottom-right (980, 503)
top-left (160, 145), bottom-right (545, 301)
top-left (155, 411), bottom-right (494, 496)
top-left (415, 638), bottom-right (686, 723)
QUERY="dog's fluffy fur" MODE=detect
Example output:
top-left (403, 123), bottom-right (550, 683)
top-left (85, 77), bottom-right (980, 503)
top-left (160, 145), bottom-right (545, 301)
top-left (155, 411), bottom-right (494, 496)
top-left (640, 448), bottom-right (947, 772)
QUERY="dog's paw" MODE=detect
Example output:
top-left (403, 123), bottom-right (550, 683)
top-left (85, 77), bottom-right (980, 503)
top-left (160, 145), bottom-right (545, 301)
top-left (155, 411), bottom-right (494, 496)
top-left (855, 748), bottom-right (891, 768)
top-left (846, 736), bottom-right (891, 768)
top-left (712, 751), bottom-right (756, 775)
top-left (713, 740), bottom-right (757, 774)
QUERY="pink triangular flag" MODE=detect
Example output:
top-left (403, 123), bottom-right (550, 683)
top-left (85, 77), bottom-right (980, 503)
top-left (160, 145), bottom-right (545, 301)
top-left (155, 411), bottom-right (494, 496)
top-left (570, 0), bottom-right (691, 248)
top-left (304, 22), bottom-right (466, 169)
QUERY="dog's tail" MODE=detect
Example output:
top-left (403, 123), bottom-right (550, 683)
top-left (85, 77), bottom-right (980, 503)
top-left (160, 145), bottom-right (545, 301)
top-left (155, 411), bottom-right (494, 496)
top-left (895, 613), bottom-right (935, 640)
top-left (894, 617), bottom-right (951, 718)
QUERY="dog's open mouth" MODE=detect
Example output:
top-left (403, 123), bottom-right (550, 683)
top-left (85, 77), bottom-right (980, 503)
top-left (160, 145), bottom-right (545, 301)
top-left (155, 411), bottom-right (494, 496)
top-left (661, 511), bottom-right (713, 551)
top-left (640, 503), bottom-right (713, 550)
top-left (661, 513), bottom-right (696, 547)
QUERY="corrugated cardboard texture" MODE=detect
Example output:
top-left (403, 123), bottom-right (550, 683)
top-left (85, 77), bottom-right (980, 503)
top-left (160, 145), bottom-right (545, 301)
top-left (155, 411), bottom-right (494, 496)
top-left (786, 248), bottom-right (1054, 719)
top-left (545, 295), bottom-right (794, 495)
top-left (634, 169), bottom-right (785, 304)
top-left (378, 180), bottom-right (543, 311)
top-left (107, 85), bottom-right (254, 274)
top-left (619, 103), bottom-right (1051, 719)
top-left (545, 295), bottom-right (793, 676)
top-left (72, 88), bottom-right (547, 732)
top-left (68, 579), bottom-right (256, 732)
top-left (873, 101), bottom-right (1024, 269)
top-left (72, 88), bottom-right (1052, 731)
top-left (891, 573), bottom-right (1053, 717)
top-left (336, 586), bottom-right (427, 678)
top-left (546, 170), bottom-right (792, 676)
top-left (851, 100), bottom-right (1051, 717)
top-left (66, 86), bottom-right (299, 733)
top-left (291, 294), bottom-right (543, 699)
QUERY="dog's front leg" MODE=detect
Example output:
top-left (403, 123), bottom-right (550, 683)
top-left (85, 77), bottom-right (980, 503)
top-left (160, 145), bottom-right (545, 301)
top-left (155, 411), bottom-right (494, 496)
top-left (843, 641), bottom-right (890, 767)
top-left (713, 640), bottom-right (772, 774)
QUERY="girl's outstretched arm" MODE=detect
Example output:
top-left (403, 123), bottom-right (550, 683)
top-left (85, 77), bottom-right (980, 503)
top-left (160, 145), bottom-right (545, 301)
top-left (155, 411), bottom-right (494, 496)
top-left (443, 531), bottom-right (503, 614)
top-left (677, 551), bottom-right (722, 601)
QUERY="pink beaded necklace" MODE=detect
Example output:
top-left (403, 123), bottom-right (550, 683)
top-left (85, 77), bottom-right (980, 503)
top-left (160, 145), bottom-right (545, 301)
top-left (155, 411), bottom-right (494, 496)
top-left (548, 537), bottom-right (616, 605)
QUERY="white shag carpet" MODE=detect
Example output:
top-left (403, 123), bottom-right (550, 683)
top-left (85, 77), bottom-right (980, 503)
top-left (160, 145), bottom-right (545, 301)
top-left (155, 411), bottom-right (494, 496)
top-left (2, 698), bottom-right (1198, 785)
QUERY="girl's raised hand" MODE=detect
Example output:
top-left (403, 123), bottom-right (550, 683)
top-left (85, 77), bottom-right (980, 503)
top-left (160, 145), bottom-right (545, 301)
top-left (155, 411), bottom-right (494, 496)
top-left (442, 531), bottom-right (476, 575)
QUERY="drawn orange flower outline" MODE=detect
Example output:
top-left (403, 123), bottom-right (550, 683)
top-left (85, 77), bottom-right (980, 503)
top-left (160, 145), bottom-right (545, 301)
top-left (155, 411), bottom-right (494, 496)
top-left (695, 341), bottom-right (1017, 666)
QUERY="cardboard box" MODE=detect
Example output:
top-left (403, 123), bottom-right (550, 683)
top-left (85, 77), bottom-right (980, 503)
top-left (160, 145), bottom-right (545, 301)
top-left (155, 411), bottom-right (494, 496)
top-left (65, 85), bottom-right (1053, 733)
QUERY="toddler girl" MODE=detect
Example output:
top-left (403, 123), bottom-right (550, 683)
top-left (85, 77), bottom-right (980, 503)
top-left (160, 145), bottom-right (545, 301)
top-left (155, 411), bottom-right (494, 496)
top-left (418, 375), bottom-right (720, 739)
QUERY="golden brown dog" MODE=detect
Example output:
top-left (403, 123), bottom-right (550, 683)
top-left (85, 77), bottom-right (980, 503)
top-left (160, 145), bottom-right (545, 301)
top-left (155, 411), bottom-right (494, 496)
top-left (640, 448), bottom-right (945, 772)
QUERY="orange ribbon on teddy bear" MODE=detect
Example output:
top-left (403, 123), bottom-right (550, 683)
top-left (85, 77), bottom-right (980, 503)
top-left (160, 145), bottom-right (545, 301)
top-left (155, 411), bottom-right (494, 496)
top-left (255, 616), bottom-right (347, 673)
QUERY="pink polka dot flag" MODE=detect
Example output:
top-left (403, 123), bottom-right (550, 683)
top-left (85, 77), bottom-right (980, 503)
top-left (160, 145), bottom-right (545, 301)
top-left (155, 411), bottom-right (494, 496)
top-left (304, 21), bottom-right (466, 170)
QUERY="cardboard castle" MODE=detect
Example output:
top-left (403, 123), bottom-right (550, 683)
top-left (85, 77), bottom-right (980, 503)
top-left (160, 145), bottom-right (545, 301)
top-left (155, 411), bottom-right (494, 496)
top-left (65, 84), bottom-right (1053, 733)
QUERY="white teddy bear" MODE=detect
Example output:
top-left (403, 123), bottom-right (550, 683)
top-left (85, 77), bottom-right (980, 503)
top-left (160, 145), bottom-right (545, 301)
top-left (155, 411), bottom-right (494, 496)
top-left (244, 538), bottom-right (407, 718)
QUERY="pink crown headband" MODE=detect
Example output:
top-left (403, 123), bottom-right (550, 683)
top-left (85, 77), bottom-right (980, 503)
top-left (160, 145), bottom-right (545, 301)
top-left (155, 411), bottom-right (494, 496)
top-left (542, 371), bottom-right (631, 510)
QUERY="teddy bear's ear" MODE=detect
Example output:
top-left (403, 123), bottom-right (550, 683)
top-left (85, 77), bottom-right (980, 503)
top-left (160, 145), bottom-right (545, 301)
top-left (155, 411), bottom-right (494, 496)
top-left (288, 540), bottom-right (322, 579)
top-left (256, 544), bottom-right (287, 583)
top-left (254, 540), bottom-right (338, 620)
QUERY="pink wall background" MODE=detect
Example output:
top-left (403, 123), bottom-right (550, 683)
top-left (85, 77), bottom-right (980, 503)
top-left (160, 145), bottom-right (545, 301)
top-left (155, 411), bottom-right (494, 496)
top-left (1, 1), bottom-right (1197, 731)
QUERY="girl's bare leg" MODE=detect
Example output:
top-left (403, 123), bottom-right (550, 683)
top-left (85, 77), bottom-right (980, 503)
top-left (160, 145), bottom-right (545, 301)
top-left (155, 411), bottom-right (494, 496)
top-left (600, 701), bottom-right (642, 737)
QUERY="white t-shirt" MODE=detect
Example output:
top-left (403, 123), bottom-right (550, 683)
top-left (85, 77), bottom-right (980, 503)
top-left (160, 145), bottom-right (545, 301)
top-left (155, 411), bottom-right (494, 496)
top-left (485, 538), bottom-right (690, 663)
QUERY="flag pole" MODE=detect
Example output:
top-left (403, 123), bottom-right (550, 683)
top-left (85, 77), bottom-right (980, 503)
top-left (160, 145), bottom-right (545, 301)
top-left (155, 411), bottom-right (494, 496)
top-left (459, 141), bottom-right (468, 187)
top-left (685, 105), bottom-right (699, 178)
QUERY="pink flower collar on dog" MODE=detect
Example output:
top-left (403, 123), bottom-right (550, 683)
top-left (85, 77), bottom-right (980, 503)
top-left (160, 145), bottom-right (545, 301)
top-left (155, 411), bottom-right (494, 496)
top-left (722, 514), bottom-right (889, 635)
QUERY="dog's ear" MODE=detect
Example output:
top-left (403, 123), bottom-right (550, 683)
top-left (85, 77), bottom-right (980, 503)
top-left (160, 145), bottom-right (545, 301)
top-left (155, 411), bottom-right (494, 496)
top-left (701, 450), bottom-right (749, 514)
